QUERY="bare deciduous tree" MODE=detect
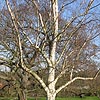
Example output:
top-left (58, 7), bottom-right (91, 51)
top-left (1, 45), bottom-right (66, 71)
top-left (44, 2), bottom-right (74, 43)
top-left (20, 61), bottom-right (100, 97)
top-left (0, 0), bottom-right (100, 100)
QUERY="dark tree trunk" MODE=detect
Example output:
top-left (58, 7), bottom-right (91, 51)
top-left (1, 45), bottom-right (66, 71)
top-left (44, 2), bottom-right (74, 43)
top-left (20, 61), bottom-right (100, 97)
top-left (18, 89), bottom-right (27, 100)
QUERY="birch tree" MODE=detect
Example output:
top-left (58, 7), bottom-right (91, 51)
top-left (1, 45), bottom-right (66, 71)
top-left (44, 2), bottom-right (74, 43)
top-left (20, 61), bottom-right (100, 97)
top-left (0, 0), bottom-right (100, 100)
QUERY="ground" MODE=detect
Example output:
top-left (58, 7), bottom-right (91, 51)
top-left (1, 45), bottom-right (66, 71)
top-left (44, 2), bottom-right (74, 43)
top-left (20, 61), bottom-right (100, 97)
top-left (0, 96), bottom-right (99, 100)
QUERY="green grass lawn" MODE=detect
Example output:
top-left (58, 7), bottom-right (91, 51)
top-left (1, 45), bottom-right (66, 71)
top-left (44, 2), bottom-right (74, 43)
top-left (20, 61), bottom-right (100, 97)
top-left (0, 96), bottom-right (99, 100)
top-left (56, 96), bottom-right (99, 100)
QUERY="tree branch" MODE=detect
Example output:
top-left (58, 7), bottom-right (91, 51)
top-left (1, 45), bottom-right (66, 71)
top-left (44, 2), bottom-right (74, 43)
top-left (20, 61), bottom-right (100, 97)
top-left (55, 68), bottom-right (100, 94)
top-left (6, 0), bottom-right (49, 93)
top-left (55, 77), bottom-right (93, 94)
top-left (31, 0), bottom-right (46, 33)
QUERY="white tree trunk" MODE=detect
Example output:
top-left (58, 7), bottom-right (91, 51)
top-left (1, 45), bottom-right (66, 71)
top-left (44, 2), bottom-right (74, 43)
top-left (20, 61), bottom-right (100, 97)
top-left (47, 0), bottom-right (58, 100)
top-left (47, 92), bottom-right (56, 100)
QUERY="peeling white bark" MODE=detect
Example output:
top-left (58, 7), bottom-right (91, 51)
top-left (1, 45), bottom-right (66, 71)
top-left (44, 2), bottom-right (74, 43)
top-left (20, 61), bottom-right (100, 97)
top-left (47, 92), bottom-right (56, 100)
top-left (47, 0), bottom-right (58, 100)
